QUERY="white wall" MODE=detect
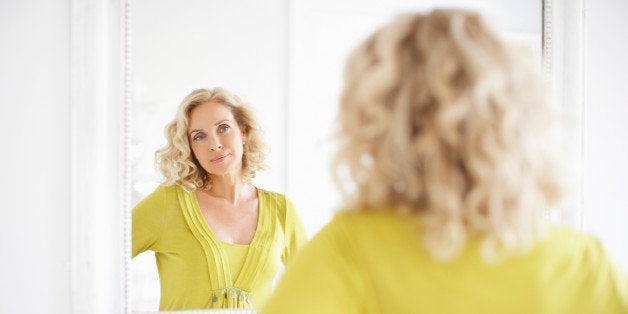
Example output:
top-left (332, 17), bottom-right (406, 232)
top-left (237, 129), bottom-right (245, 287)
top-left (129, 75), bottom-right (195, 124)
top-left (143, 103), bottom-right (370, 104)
top-left (583, 0), bottom-right (628, 269)
top-left (0, 1), bottom-right (71, 313)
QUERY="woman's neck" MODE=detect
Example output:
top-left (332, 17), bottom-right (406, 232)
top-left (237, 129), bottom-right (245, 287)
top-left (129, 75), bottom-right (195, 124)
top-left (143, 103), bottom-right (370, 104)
top-left (205, 174), bottom-right (252, 205)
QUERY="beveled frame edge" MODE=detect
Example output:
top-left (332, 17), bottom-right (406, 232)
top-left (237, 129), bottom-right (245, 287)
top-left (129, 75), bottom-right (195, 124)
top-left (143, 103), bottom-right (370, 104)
top-left (542, 0), bottom-right (553, 78)
top-left (69, 0), bottom-right (130, 312)
top-left (123, 0), bottom-right (133, 312)
top-left (542, 0), bottom-right (586, 229)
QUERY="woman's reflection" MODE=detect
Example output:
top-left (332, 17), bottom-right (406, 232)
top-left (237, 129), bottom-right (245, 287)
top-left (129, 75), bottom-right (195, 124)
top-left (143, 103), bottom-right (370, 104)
top-left (132, 87), bottom-right (307, 311)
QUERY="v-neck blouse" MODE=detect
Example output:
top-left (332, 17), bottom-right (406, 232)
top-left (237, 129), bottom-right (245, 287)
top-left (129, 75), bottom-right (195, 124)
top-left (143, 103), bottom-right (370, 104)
top-left (221, 243), bottom-right (249, 284)
top-left (132, 185), bottom-right (307, 311)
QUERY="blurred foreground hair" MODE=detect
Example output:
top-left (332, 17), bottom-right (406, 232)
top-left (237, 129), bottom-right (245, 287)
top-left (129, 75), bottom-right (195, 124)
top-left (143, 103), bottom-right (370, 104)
top-left (334, 9), bottom-right (566, 262)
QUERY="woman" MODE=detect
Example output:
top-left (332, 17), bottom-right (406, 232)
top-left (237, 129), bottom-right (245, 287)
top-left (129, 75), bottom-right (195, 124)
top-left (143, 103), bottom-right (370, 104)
top-left (133, 87), bottom-right (307, 310)
top-left (263, 9), bottom-right (628, 313)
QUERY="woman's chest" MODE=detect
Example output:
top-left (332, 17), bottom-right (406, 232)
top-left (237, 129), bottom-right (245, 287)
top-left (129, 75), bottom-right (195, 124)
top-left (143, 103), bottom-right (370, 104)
top-left (198, 197), bottom-right (259, 245)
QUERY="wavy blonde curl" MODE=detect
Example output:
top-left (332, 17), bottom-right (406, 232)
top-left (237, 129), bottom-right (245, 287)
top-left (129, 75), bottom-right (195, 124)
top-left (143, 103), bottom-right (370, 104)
top-left (333, 9), bottom-right (566, 262)
top-left (156, 87), bottom-right (267, 191)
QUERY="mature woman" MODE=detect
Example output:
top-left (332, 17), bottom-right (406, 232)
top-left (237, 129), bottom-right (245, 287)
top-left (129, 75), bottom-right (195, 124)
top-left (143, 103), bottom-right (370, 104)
top-left (263, 9), bottom-right (628, 313)
top-left (133, 87), bottom-right (307, 310)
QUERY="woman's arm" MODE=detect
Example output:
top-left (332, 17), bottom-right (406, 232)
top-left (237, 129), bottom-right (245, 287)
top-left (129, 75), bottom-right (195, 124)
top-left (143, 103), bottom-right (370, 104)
top-left (132, 185), bottom-right (167, 257)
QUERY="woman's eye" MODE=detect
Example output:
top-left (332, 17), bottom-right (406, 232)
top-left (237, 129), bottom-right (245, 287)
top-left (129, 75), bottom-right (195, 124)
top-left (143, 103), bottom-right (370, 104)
top-left (193, 134), bottom-right (205, 141)
top-left (218, 124), bottom-right (231, 133)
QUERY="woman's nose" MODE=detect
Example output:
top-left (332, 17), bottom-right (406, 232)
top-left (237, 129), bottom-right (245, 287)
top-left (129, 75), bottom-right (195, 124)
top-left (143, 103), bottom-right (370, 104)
top-left (207, 134), bottom-right (223, 151)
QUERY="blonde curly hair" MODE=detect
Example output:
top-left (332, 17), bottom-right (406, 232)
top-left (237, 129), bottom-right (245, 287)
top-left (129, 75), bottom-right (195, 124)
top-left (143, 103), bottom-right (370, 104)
top-left (156, 87), bottom-right (267, 191)
top-left (334, 9), bottom-right (565, 262)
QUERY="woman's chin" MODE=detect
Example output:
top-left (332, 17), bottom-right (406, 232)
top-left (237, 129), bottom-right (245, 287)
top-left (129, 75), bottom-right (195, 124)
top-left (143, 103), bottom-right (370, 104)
top-left (206, 166), bottom-right (241, 180)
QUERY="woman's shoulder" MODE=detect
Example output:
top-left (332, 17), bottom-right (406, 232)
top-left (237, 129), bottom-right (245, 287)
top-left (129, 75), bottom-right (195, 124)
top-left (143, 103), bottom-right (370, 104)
top-left (533, 225), bottom-right (627, 311)
top-left (519, 224), bottom-right (623, 280)
top-left (256, 187), bottom-right (286, 199)
top-left (133, 184), bottom-right (183, 214)
top-left (320, 209), bottom-right (416, 245)
top-left (538, 225), bottom-right (609, 258)
top-left (144, 183), bottom-right (182, 200)
top-left (256, 187), bottom-right (289, 209)
top-left (256, 188), bottom-right (300, 225)
top-left (330, 208), bottom-right (410, 229)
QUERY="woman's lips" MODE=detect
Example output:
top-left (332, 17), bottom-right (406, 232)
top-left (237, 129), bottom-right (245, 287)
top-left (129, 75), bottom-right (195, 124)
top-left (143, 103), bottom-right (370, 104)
top-left (210, 153), bottom-right (229, 163)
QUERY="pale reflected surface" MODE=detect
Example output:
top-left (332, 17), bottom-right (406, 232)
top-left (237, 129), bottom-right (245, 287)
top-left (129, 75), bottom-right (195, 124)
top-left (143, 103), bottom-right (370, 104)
top-left (130, 0), bottom-right (541, 311)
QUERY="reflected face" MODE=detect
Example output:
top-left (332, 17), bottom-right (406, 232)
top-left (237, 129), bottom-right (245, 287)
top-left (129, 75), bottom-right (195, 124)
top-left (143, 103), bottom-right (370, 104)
top-left (188, 101), bottom-right (246, 178)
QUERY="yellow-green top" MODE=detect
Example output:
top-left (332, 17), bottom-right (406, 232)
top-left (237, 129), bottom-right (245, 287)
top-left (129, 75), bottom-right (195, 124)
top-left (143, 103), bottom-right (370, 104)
top-left (263, 210), bottom-right (628, 314)
top-left (133, 185), bottom-right (307, 310)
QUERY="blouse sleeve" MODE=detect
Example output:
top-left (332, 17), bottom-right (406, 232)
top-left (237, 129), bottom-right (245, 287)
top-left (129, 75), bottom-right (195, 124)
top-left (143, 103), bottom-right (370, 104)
top-left (264, 213), bottom-right (366, 314)
top-left (132, 186), bottom-right (165, 258)
top-left (281, 196), bottom-right (308, 265)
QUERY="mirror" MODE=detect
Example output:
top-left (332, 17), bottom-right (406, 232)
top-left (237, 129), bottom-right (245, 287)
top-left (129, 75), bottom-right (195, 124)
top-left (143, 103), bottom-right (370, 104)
top-left (129, 0), bottom-right (545, 312)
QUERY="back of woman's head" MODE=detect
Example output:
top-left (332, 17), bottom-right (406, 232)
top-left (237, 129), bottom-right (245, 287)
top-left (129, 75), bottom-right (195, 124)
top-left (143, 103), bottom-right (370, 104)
top-left (334, 9), bottom-right (565, 261)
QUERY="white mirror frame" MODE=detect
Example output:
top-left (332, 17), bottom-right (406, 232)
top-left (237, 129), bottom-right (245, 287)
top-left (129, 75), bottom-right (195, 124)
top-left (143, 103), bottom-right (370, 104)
top-left (542, 0), bottom-right (586, 228)
top-left (68, 0), bottom-right (584, 312)
top-left (69, 0), bottom-right (130, 312)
